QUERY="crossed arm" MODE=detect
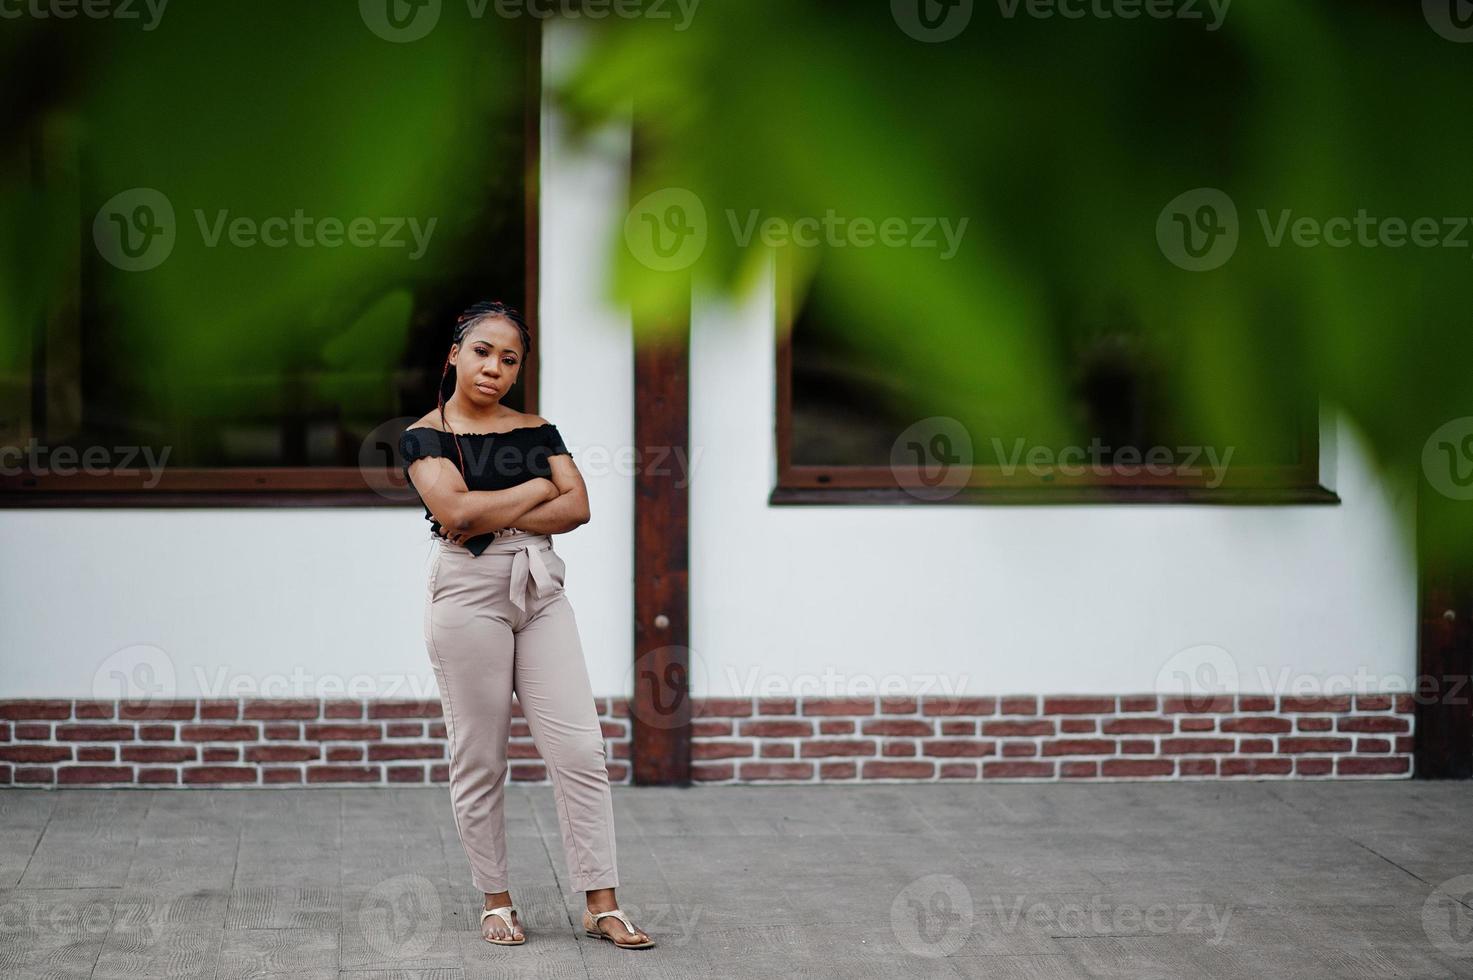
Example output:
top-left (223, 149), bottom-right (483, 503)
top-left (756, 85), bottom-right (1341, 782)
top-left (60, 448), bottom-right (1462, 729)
top-left (407, 453), bottom-right (590, 545)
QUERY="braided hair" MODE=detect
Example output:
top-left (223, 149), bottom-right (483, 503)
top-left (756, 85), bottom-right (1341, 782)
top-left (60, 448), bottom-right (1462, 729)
top-left (437, 300), bottom-right (532, 474)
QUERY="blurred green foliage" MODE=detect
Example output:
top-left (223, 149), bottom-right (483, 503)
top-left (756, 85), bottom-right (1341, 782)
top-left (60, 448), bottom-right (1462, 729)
top-left (4, 0), bottom-right (1472, 569)
top-left (554, 0), bottom-right (1473, 564)
top-left (2, 2), bottom-right (529, 464)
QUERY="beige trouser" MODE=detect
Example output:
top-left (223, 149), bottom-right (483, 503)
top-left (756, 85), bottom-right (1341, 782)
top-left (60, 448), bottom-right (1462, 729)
top-left (422, 528), bottom-right (617, 894)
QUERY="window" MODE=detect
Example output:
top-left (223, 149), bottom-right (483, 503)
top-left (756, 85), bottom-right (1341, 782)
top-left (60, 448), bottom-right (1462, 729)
top-left (773, 250), bottom-right (1332, 505)
top-left (0, 7), bottom-right (538, 505)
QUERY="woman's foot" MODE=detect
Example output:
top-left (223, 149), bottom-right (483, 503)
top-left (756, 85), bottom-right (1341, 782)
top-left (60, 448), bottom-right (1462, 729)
top-left (584, 889), bottom-right (654, 949)
top-left (481, 892), bottom-right (525, 944)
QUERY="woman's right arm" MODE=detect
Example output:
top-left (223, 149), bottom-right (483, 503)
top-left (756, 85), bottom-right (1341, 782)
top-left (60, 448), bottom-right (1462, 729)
top-left (407, 455), bottom-right (557, 537)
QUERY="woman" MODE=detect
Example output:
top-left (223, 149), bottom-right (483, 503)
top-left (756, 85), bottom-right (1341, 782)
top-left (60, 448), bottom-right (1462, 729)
top-left (399, 300), bottom-right (653, 951)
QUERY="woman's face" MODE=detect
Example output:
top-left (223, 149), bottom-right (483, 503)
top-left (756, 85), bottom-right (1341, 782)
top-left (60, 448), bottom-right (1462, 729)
top-left (451, 316), bottom-right (523, 405)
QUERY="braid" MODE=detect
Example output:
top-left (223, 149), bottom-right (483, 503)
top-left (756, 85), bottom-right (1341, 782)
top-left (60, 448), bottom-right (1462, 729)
top-left (436, 357), bottom-right (466, 475)
top-left (438, 299), bottom-right (532, 477)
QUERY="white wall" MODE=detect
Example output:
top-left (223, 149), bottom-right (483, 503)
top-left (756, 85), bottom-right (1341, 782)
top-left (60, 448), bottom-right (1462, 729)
top-left (688, 259), bottom-right (1419, 701)
top-left (0, 24), bottom-right (638, 702)
top-left (534, 23), bottom-right (635, 698)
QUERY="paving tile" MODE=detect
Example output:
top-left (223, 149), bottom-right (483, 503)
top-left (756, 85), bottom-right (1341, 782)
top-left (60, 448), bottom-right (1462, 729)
top-left (225, 885), bottom-right (340, 930)
top-left (0, 887), bottom-right (115, 978)
top-left (91, 924), bottom-right (223, 980)
top-left (18, 835), bottom-right (136, 889)
top-left (949, 954), bottom-right (1094, 979)
top-left (0, 783), bottom-right (1469, 979)
top-left (214, 927), bottom-right (338, 979)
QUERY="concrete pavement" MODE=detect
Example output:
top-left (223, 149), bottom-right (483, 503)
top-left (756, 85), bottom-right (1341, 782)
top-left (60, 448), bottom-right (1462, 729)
top-left (1, 781), bottom-right (1470, 978)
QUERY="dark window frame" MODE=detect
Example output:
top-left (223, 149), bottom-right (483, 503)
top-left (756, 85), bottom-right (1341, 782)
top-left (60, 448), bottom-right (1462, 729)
top-left (1, 28), bottom-right (542, 509)
top-left (770, 251), bottom-right (1340, 507)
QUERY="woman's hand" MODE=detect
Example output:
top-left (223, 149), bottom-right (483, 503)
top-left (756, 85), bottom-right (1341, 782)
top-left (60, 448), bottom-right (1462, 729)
top-left (436, 524), bottom-right (472, 546)
top-left (412, 454), bottom-right (563, 543)
top-left (434, 478), bottom-right (554, 544)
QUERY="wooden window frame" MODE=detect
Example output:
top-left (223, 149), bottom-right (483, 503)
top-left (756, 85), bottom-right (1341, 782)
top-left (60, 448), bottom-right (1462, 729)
top-left (0, 28), bottom-right (542, 509)
top-left (770, 252), bottom-right (1340, 507)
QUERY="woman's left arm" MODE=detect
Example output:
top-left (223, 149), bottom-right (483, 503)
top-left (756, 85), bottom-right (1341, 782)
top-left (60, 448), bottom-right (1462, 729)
top-left (500, 453), bottom-right (590, 534)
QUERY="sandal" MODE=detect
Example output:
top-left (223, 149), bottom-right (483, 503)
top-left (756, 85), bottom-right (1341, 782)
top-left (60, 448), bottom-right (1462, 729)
top-left (479, 905), bottom-right (525, 946)
top-left (583, 908), bottom-right (655, 949)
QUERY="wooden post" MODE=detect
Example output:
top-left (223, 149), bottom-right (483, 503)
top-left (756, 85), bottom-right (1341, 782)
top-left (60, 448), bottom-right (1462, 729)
top-left (631, 319), bottom-right (692, 785)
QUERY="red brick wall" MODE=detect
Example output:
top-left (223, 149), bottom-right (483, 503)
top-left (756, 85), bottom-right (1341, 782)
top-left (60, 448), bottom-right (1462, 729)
top-left (689, 694), bottom-right (1415, 782)
top-left (0, 698), bottom-right (631, 787)
top-left (0, 693), bottom-right (1413, 786)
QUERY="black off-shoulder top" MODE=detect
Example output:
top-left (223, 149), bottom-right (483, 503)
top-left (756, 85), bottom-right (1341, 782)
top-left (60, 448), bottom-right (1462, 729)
top-left (398, 422), bottom-right (572, 556)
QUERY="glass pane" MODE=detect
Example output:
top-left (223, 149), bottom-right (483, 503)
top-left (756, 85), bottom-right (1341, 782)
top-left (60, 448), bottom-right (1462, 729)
top-left (1, 5), bottom-right (532, 474)
top-left (789, 254), bottom-right (1307, 480)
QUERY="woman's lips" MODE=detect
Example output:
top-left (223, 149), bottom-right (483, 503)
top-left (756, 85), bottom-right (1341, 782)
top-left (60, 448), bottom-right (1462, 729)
top-left (476, 382), bottom-right (498, 394)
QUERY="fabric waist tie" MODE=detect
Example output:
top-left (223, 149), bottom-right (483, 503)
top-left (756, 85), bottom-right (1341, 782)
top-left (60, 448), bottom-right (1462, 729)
top-left (438, 528), bottom-right (555, 614)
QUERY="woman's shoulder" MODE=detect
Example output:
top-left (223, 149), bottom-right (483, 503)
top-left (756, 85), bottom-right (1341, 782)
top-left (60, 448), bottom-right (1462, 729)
top-left (409, 409), bottom-right (447, 433)
top-left (509, 413), bottom-right (552, 431)
top-left (407, 410), bottom-right (551, 434)
top-left (503, 409), bottom-right (553, 430)
top-left (399, 418), bottom-right (450, 466)
top-left (407, 410), bottom-right (449, 433)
